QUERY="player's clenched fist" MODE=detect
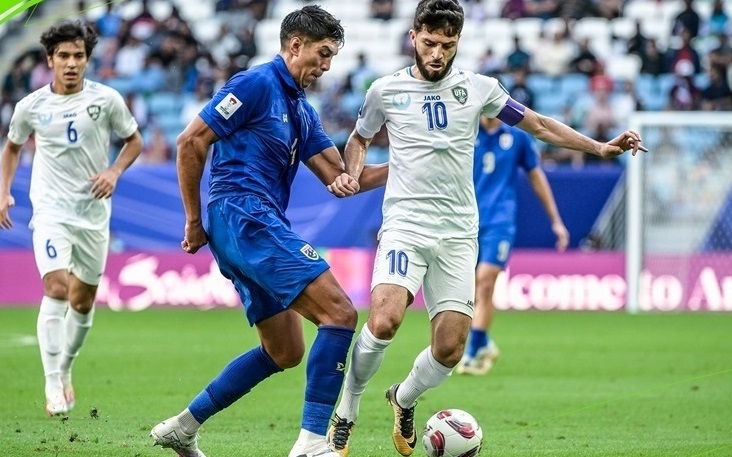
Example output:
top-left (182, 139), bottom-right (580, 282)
top-left (0, 194), bottom-right (15, 229)
top-left (327, 172), bottom-right (360, 197)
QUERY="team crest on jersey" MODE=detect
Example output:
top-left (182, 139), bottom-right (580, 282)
top-left (300, 244), bottom-right (320, 260)
top-left (86, 105), bottom-right (101, 121)
top-left (392, 91), bottom-right (411, 110)
top-left (37, 113), bottom-right (52, 126)
top-left (215, 93), bottom-right (242, 119)
top-left (499, 133), bottom-right (514, 149)
top-left (452, 86), bottom-right (468, 104)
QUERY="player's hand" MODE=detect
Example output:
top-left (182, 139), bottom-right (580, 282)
top-left (0, 194), bottom-right (15, 229)
top-left (599, 130), bottom-right (648, 158)
top-left (327, 173), bottom-right (360, 198)
top-left (552, 221), bottom-right (569, 252)
top-left (90, 169), bottom-right (121, 199)
top-left (182, 220), bottom-right (207, 254)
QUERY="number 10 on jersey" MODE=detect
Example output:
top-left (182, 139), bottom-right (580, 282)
top-left (387, 249), bottom-right (409, 276)
top-left (422, 102), bottom-right (448, 131)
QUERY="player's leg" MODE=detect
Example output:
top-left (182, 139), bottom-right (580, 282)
top-left (332, 231), bottom-right (429, 456)
top-left (32, 224), bottom-right (73, 416)
top-left (387, 237), bottom-right (477, 455)
top-left (60, 226), bottom-right (108, 410)
top-left (289, 270), bottom-right (358, 457)
top-left (459, 231), bottom-right (512, 375)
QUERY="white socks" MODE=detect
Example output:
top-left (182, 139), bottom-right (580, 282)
top-left (60, 306), bottom-right (94, 376)
top-left (37, 296), bottom-right (68, 383)
top-left (396, 347), bottom-right (453, 408)
top-left (177, 408), bottom-right (202, 436)
top-left (336, 324), bottom-right (392, 422)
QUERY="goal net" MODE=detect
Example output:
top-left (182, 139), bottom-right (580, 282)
top-left (626, 112), bottom-right (732, 313)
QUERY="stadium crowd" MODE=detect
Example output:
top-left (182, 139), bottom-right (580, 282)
top-left (1, 0), bottom-right (730, 166)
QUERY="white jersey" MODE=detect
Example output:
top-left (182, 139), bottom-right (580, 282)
top-left (357, 67), bottom-right (510, 238)
top-left (8, 80), bottom-right (138, 231)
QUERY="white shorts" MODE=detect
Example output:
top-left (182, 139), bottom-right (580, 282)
top-left (32, 222), bottom-right (109, 286)
top-left (371, 230), bottom-right (477, 320)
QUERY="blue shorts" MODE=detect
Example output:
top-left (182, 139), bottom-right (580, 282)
top-left (477, 225), bottom-right (515, 269)
top-left (207, 196), bottom-right (330, 326)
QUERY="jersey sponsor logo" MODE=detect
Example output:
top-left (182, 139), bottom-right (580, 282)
top-left (423, 95), bottom-right (441, 101)
top-left (499, 133), bottom-right (513, 149)
top-left (63, 113), bottom-right (77, 119)
top-left (452, 86), bottom-right (468, 104)
top-left (215, 93), bottom-right (242, 119)
top-left (392, 91), bottom-right (411, 110)
top-left (37, 113), bottom-right (52, 126)
top-left (300, 243), bottom-right (320, 260)
top-left (86, 105), bottom-right (101, 121)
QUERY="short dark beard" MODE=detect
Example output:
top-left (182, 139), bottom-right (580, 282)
top-left (414, 49), bottom-right (456, 82)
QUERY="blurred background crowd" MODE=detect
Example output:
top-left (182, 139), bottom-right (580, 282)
top-left (1, 0), bottom-right (730, 168)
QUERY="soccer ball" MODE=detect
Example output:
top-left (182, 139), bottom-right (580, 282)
top-left (422, 408), bottom-right (483, 457)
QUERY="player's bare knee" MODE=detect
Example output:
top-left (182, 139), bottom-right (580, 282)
top-left (327, 295), bottom-right (358, 328)
top-left (368, 314), bottom-right (400, 340)
top-left (268, 346), bottom-right (305, 369)
top-left (44, 282), bottom-right (68, 301)
top-left (432, 343), bottom-right (464, 368)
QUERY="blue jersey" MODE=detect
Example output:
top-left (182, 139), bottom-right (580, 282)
top-left (473, 123), bottom-right (539, 231)
top-left (199, 55), bottom-right (333, 215)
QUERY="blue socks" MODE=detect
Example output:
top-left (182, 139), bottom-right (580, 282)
top-left (467, 328), bottom-right (489, 359)
top-left (188, 346), bottom-right (283, 423)
top-left (302, 325), bottom-right (355, 435)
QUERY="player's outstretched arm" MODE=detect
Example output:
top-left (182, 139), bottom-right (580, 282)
top-left (527, 167), bottom-right (569, 251)
top-left (90, 130), bottom-right (143, 199)
top-left (517, 108), bottom-right (647, 158)
top-left (0, 140), bottom-right (22, 229)
top-left (177, 116), bottom-right (217, 254)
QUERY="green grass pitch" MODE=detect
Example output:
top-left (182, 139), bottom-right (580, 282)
top-left (1, 308), bottom-right (731, 456)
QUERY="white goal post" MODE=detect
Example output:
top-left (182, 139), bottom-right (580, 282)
top-left (626, 112), bottom-right (732, 313)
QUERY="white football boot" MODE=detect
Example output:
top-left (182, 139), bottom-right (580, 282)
top-left (45, 376), bottom-right (68, 416)
top-left (60, 371), bottom-right (75, 411)
top-left (151, 416), bottom-right (206, 457)
top-left (456, 340), bottom-right (500, 375)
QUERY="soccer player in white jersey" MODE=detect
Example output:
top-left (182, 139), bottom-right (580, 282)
top-left (0, 20), bottom-right (142, 416)
top-left (325, 0), bottom-right (646, 455)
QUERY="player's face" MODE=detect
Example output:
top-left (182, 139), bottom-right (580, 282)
top-left (292, 38), bottom-right (339, 88)
top-left (411, 27), bottom-right (458, 82)
top-left (48, 40), bottom-right (88, 95)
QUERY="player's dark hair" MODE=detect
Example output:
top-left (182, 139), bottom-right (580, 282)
top-left (413, 0), bottom-right (464, 37)
top-left (280, 5), bottom-right (345, 48)
top-left (40, 20), bottom-right (98, 58)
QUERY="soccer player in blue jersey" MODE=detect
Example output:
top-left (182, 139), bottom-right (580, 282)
top-left (150, 6), bottom-right (387, 457)
top-left (456, 116), bottom-right (569, 375)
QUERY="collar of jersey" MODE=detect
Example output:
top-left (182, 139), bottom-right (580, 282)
top-left (272, 55), bottom-right (305, 98)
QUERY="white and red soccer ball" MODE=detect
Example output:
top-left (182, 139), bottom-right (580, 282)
top-left (422, 408), bottom-right (483, 457)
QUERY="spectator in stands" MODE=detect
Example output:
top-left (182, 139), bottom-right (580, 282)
top-left (371, 0), bottom-right (395, 21)
top-left (704, 0), bottom-right (730, 37)
top-left (2, 55), bottom-right (32, 104)
top-left (349, 52), bottom-right (379, 94)
top-left (465, 0), bottom-right (489, 21)
top-left (626, 20), bottom-right (647, 57)
top-left (639, 39), bottom-right (667, 76)
top-left (115, 32), bottom-right (149, 78)
top-left (94, 1), bottom-right (123, 39)
top-left (140, 127), bottom-right (172, 164)
top-left (505, 35), bottom-right (532, 72)
top-left (612, 79), bottom-right (643, 125)
top-left (180, 80), bottom-right (214, 125)
top-left (583, 75), bottom-right (617, 141)
top-left (477, 47), bottom-right (503, 76)
top-left (596, 0), bottom-right (622, 20)
top-left (667, 28), bottom-right (701, 75)
top-left (701, 64), bottom-right (732, 111)
top-left (501, 0), bottom-right (528, 20)
top-left (560, 0), bottom-right (599, 20)
top-left (708, 33), bottom-right (732, 71)
top-left (533, 28), bottom-right (575, 77)
top-left (569, 38), bottom-right (600, 77)
top-left (671, 0), bottom-right (701, 40)
top-left (526, 0), bottom-right (560, 20)
top-left (29, 49), bottom-right (54, 90)
top-left (507, 67), bottom-right (535, 109)
top-left (668, 60), bottom-right (701, 110)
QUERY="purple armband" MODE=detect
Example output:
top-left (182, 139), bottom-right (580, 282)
top-left (496, 98), bottom-right (526, 126)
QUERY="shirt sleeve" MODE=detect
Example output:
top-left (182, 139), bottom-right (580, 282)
top-left (199, 71), bottom-right (269, 140)
top-left (355, 80), bottom-right (386, 139)
top-left (477, 74), bottom-right (511, 118)
top-left (300, 102), bottom-right (334, 163)
top-left (7, 97), bottom-right (33, 145)
top-left (108, 89), bottom-right (139, 139)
